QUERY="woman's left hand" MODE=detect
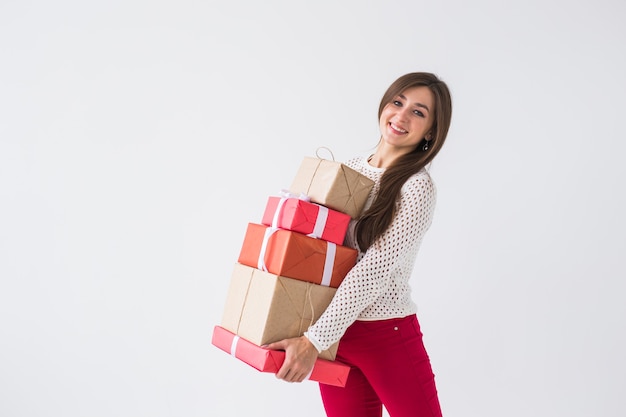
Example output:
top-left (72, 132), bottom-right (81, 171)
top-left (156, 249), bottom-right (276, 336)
top-left (263, 336), bottom-right (319, 383)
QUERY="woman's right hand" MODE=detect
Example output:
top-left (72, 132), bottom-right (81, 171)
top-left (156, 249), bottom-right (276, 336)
top-left (263, 336), bottom-right (319, 383)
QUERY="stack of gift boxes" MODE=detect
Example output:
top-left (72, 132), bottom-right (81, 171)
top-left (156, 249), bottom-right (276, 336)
top-left (211, 156), bottom-right (374, 387)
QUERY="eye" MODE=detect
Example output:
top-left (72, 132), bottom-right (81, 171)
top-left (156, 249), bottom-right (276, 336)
top-left (392, 100), bottom-right (402, 107)
top-left (413, 109), bottom-right (425, 118)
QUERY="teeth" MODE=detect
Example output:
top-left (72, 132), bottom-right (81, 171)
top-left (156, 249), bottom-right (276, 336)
top-left (390, 123), bottom-right (407, 133)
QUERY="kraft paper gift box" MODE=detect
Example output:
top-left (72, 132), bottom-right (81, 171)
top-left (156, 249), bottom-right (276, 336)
top-left (289, 156), bottom-right (375, 219)
top-left (221, 263), bottom-right (338, 360)
top-left (211, 325), bottom-right (350, 387)
top-left (261, 194), bottom-right (351, 246)
top-left (238, 222), bottom-right (357, 288)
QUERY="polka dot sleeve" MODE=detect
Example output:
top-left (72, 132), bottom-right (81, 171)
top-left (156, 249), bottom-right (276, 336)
top-left (305, 156), bottom-right (437, 352)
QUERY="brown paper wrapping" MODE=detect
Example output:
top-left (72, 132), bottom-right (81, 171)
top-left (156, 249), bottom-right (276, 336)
top-left (220, 263), bottom-right (338, 360)
top-left (289, 157), bottom-right (375, 219)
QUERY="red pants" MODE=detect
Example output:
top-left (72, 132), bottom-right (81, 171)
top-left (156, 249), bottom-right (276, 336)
top-left (319, 314), bottom-right (443, 417)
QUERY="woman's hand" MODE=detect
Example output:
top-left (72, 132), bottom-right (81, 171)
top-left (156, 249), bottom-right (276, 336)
top-left (263, 336), bottom-right (319, 383)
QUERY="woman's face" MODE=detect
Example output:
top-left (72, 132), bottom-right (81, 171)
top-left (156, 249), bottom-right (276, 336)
top-left (379, 86), bottom-right (435, 153)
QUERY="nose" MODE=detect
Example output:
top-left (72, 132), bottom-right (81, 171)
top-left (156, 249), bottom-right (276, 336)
top-left (395, 106), bottom-right (412, 122)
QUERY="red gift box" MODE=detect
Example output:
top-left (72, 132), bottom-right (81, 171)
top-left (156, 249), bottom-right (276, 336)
top-left (211, 325), bottom-right (350, 387)
top-left (238, 223), bottom-right (357, 288)
top-left (261, 194), bottom-right (351, 246)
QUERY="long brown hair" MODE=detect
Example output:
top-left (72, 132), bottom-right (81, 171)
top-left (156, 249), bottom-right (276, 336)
top-left (355, 72), bottom-right (453, 251)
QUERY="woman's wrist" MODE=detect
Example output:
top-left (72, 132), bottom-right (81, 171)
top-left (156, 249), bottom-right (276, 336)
top-left (303, 331), bottom-right (323, 353)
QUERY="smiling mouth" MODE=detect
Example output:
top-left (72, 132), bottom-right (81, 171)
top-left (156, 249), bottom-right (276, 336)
top-left (389, 122), bottom-right (408, 134)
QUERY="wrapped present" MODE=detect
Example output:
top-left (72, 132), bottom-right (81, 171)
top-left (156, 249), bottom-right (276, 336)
top-left (289, 156), bottom-right (375, 219)
top-left (261, 192), bottom-right (351, 246)
top-left (238, 223), bottom-right (357, 288)
top-left (221, 263), bottom-right (338, 360)
top-left (212, 325), bottom-right (350, 387)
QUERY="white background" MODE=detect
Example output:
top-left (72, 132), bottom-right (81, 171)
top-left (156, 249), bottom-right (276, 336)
top-left (1, 1), bottom-right (625, 416)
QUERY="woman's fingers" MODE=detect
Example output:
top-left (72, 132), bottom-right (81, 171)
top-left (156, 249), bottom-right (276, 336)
top-left (262, 339), bottom-right (285, 351)
top-left (266, 336), bottom-right (317, 383)
top-left (280, 366), bottom-right (309, 383)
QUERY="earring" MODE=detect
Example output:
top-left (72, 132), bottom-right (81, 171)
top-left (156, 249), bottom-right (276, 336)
top-left (422, 138), bottom-right (431, 151)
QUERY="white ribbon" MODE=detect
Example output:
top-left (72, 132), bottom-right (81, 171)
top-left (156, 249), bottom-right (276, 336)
top-left (230, 335), bottom-right (240, 357)
top-left (270, 189), bottom-right (309, 228)
top-left (280, 189), bottom-right (311, 202)
top-left (307, 205), bottom-right (328, 239)
top-left (257, 226), bottom-right (280, 272)
top-left (271, 199), bottom-right (288, 229)
top-left (320, 242), bottom-right (336, 287)
top-left (271, 190), bottom-right (310, 228)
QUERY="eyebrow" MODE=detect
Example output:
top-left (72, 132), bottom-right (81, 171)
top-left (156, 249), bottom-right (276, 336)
top-left (399, 93), bottom-right (430, 112)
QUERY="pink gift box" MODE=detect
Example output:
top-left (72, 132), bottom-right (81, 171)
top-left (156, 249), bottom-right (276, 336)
top-left (261, 195), bottom-right (351, 246)
top-left (211, 325), bottom-right (350, 387)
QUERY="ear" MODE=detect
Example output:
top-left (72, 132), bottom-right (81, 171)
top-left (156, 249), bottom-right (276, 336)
top-left (426, 126), bottom-right (436, 140)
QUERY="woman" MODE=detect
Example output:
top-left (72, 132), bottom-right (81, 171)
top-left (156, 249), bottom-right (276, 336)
top-left (265, 72), bottom-right (453, 417)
